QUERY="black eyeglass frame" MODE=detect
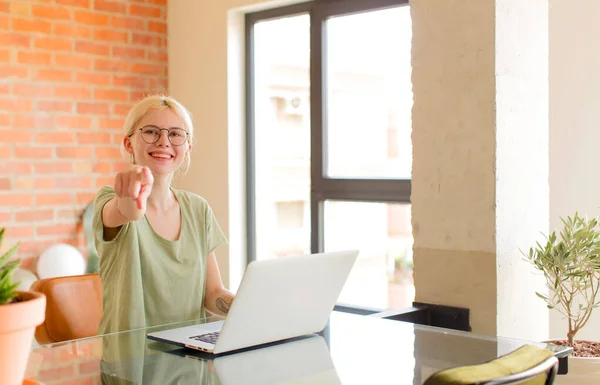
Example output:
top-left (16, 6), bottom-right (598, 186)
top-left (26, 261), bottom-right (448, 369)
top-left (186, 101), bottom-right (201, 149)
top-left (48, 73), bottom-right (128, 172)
top-left (129, 125), bottom-right (190, 146)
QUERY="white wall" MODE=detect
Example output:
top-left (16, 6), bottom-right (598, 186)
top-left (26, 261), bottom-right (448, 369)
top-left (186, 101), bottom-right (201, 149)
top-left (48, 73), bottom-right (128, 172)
top-left (549, 0), bottom-right (600, 341)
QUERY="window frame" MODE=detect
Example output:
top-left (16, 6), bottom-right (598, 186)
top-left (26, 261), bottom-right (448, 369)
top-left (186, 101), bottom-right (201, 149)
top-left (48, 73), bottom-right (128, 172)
top-left (245, 0), bottom-right (411, 312)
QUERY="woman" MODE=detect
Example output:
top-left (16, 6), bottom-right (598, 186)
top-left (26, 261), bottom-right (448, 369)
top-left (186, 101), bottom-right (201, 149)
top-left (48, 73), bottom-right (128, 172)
top-left (93, 94), bottom-right (234, 334)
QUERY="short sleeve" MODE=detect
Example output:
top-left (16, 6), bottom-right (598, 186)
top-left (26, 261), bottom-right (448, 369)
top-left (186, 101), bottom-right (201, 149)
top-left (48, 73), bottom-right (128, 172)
top-left (93, 186), bottom-right (124, 244)
top-left (205, 204), bottom-right (228, 255)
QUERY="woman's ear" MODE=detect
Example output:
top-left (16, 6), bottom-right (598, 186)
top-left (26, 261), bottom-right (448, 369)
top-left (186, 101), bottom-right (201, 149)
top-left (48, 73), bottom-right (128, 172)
top-left (187, 142), bottom-right (193, 155)
top-left (123, 136), bottom-right (134, 154)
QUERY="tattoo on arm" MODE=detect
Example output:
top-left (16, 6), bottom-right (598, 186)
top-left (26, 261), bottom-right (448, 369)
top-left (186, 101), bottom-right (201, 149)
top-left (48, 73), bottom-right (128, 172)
top-left (216, 296), bottom-right (234, 314)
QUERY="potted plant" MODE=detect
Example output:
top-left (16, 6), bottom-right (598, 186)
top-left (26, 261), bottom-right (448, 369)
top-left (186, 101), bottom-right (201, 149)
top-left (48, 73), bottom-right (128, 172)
top-left (0, 228), bottom-right (46, 385)
top-left (525, 213), bottom-right (600, 378)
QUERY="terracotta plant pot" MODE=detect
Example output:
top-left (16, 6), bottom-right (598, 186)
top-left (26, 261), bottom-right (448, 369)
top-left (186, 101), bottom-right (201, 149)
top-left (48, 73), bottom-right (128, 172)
top-left (0, 291), bottom-right (46, 385)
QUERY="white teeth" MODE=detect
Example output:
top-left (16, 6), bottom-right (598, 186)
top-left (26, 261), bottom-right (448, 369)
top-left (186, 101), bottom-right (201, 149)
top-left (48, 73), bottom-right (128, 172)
top-left (150, 153), bottom-right (172, 159)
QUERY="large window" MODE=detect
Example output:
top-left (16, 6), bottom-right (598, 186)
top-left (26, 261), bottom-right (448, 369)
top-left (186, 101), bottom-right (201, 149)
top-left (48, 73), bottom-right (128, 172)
top-left (246, 0), bottom-right (412, 312)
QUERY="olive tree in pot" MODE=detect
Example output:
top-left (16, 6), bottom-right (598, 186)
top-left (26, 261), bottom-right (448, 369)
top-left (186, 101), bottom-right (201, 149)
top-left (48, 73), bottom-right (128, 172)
top-left (525, 213), bottom-right (600, 378)
top-left (0, 228), bottom-right (46, 385)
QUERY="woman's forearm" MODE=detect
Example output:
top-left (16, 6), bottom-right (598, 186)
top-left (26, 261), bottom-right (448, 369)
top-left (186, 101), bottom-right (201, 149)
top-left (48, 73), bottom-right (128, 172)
top-left (205, 288), bottom-right (235, 316)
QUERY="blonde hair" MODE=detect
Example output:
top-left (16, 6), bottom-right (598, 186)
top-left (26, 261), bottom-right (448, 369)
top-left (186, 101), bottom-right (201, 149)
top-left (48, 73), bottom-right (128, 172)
top-left (121, 94), bottom-right (194, 172)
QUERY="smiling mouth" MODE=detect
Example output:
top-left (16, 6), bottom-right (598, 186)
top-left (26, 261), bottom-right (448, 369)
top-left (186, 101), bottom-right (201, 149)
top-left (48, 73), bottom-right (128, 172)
top-left (149, 152), bottom-right (174, 160)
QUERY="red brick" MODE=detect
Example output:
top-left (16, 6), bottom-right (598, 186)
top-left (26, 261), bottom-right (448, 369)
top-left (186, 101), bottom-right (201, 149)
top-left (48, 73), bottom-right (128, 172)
top-left (0, 178), bottom-right (10, 190)
top-left (8, 1), bottom-right (30, 16)
top-left (36, 194), bottom-right (72, 206)
top-left (76, 72), bottom-right (110, 86)
top-left (32, 5), bottom-right (71, 20)
top-left (132, 33), bottom-right (162, 46)
top-left (146, 0), bottom-right (166, 5)
top-left (0, 130), bottom-right (31, 143)
top-left (17, 51), bottom-right (52, 66)
top-left (0, 84), bottom-right (8, 94)
top-left (113, 104), bottom-right (131, 116)
top-left (75, 41), bottom-right (110, 56)
top-left (36, 132), bottom-right (74, 144)
top-left (77, 192), bottom-right (96, 205)
top-left (94, 88), bottom-right (128, 101)
top-left (95, 176), bottom-right (114, 188)
top-left (13, 178), bottom-right (33, 190)
top-left (77, 102), bottom-right (109, 114)
top-left (113, 75), bottom-right (148, 90)
top-left (55, 53), bottom-right (92, 70)
top-left (0, 15), bottom-right (8, 29)
top-left (35, 37), bottom-right (72, 51)
top-left (77, 132), bottom-right (112, 144)
top-left (0, 113), bottom-right (9, 126)
top-left (15, 147), bottom-right (53, 159)
top-left (55, 86), bottom-right (91, 100)
top-left (59, 377), bottom-right (95, 385)
top-left (54, 23), bottom-right (91, 39)
top-left (56, 146), bottom-right (93, 158)
top-left (129, 4), bottom-right (160, 18)
top-left (0, 212), bottom-right (11, 222)
top-left (96, 147), bottom-right (121, 158)
top-left (147, 21), bottom-right (166, 34)
top-left (55, 115), bottom-right (92, 129)
top-left (38, 223), bottom-right (76, 236)
top-left (0, 144), bottom-right (10, 158)
top-left (38, 100), bottom-right (73, 113)
top-left (111, 16), bottom-right (144, 30)
top-left (79, 360), bottom-right (100, 375)
top-left (130, 90), bottom-right (149, 102)
top-left (0, 194), bottom-right (33, 207)
top-left (16, 209), bottom-right (54, 222)
top-left (0, 98), bottom-right (32, 112)
top-left (13, 115), bottom-right (54, 129)
top-left (35, 163), bottom-right (73, 174)
top-left (0, 50), bottom-right (9, 62)
top-left (149, 77), bottom-right (167, 90)
top-left (56, 0), bottom-right (90, 8)
top-left (93, 162), bottom-right (111, 173)
top-left (99, 118), bottom-right (123, 130)
top-left (3, 225), bottom-right (34, 237)
top-left (35, 68), bottom-right (72, 82)
top-left (13, 18), bottom-right (52, 33)
top-left (94, 58), bottom-right (128, 72)
top-left (35, 178), bottom-right (55, 189)
top-left (147, 51), bottom-right (167, 62)
top-left (0, 32), bottom-right (30, 47)
top-left (73, 10), bottom-right (109, 26)
top-left (56, 176), bottom-right (93, 189)
top-left (0, 162), bottom-right (32, 174)
top-left (94, 0), bottom-right (126, 13)
top-left (129, 62), bottom-right (163, 76)
top-left (94, 29), bottom-right (128, 43)
top-left (112, 46), bottom-right (144, 59)
top-left (11, 84), bottom-right (49, 99)
top-left (0, 66), bottom-right (28, 78)
top-left (113, 162), bottom-right (130, 172)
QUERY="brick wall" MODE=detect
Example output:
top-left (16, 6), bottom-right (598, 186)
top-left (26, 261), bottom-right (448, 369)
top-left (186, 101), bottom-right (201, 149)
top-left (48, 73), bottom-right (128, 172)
top-left (0, 0), bottom-right (167, 271)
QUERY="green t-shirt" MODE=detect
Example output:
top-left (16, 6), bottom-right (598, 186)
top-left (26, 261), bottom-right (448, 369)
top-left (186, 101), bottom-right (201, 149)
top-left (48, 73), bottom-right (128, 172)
top-left (93, 186), bottom-right (228, 335)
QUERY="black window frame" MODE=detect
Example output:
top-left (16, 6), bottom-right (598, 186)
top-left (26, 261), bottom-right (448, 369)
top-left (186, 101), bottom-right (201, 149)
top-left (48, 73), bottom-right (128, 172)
top-left (245, 0), bottom-right (411, 313)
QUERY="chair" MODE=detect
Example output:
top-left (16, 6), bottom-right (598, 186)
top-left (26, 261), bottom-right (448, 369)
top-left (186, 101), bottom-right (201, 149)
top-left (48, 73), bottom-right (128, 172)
top-left (423, 345), bottom-right (558, 385)
top-left (30, 273), bottom-right (103, 344)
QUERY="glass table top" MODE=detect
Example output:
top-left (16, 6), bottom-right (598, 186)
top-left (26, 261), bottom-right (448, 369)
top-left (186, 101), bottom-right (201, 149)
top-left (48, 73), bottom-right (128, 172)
top-left (25, 311), bottom-right (572, 385)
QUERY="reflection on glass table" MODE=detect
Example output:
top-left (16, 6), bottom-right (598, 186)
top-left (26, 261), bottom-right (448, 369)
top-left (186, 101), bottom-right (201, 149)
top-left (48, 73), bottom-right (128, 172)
top-left (25, 311), bottom-right (572, 385)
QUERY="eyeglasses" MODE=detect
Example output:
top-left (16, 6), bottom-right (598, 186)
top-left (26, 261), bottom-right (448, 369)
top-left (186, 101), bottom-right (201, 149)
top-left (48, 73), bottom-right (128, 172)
top-left (132, 125), bottom-right (189, 146)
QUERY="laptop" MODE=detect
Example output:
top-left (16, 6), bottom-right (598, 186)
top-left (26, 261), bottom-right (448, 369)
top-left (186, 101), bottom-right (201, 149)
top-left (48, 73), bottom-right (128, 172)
top-left (147, 250), bottom-right (358, 354)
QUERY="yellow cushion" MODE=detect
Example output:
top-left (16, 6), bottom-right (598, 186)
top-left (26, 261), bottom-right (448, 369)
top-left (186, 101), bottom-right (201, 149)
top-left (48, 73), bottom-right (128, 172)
top-left (424, 345), bottom-right (553, 385)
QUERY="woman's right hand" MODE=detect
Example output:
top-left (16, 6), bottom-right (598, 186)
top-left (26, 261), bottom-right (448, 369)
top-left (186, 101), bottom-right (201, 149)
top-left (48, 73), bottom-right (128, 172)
top-left (115, 166), bottom-right (154, 211)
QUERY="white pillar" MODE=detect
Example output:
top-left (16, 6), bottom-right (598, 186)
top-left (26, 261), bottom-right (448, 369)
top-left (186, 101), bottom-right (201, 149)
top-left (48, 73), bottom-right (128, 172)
top-left (412, 0), bottom-right (549, 340)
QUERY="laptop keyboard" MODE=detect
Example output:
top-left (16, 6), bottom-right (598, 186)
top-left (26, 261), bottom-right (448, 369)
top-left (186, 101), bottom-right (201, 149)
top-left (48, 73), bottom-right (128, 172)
top-left (189, 331), bottom-right (220, 344)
